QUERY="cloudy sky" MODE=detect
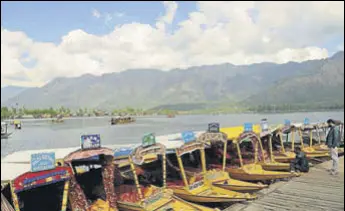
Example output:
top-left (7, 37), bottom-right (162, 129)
top-left (1, 1), bottom-right (344, 87)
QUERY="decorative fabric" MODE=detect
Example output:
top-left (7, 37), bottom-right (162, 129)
top-left (101, 163), bottom-right (118, 210)
top-left (68, 175), bottom-right (89, 211)
top-left (197, 132), bottom-right (228, 143)
top-left (12, 166), bottom-right (72, 193)
top-left (64, 148), bottom-right (114, 163)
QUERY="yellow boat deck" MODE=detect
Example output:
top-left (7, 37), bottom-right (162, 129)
top-left (224, 156), bottom-right (344, 211)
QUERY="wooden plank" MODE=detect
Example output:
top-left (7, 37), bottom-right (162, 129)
top-left (225, 157), bottom-right (344, 211)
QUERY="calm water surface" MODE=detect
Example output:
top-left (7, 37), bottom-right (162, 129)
top-left (1, 111), bottom-right (344, 158)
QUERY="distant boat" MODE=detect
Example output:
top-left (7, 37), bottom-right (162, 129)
top-left (167, 114), bottom-right (176, 118)
top-left (13, 120), bottom-right (22, 130)
top-left (52, 115), bottom-right (64, 123)
top-left (111, 116), bottom-right (135, 125)
top-left (1, 122), bottom-right (12, 139)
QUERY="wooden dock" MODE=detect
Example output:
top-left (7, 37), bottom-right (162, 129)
top-left (225, 157), bottom-right (344, 211)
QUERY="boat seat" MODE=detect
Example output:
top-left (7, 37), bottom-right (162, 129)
top-left (167, 180), bottom-right (185, 188)
top-left (115, 185), bottom-right (142, 203)
top-left (115, 185), bottom-right (159, 203)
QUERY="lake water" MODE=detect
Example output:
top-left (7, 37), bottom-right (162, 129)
top-left (1, 111), bottom-right (344, 158)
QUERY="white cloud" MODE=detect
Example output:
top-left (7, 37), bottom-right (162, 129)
top-left (1, 1), bottom-right (344, 87)
top-left (92, 9), bottom-right (101, 19)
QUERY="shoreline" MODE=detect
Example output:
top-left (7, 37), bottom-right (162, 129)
top-left (2, 109), bottom-right (344, 122)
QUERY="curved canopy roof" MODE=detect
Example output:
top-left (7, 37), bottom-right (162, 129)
top-left (64, 147), bottom-right (114, 163)
top-left (197, 132), bottom-right (228, 143)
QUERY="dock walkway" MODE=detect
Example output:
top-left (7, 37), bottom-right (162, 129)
top-left (226, 157), bottom-right (344, 211)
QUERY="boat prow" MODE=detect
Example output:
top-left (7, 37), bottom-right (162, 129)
top-left (205, 169), bottom-right (267, 192)
top-left (260, 161), bottom-right (291, 171)
top-left (226, 164), bottom-right (299, 182)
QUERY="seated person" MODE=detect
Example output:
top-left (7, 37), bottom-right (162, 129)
top-left (290, 147), bottom-right (309, 173)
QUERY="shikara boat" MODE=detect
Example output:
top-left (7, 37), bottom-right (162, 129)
top-left (220, 124), bottom-right (299, 182)
top-left (164, 131), bottom-right (256, 203)
top-left (13, 120), bottom-right (21, 130)
top-left (287, 122), bottom-right (330, 159)
top-left (197, 124), bottom-right (267, 192)
top-left (113, 135), bottom-right (219, 211)
top-left (64, 134), bottom-right (118, 211)
top-left (111, 116), bottom-right (135, 125)
top-left (268, 125), bottom-right (296, 163)
top-left (167, 114), bottom-right (176, 118)
top-left (309, 121), bottom-right (344, 155)
top-left (259, 123), bottom-right (291, 171)
top-left (52, 115), bottom-right (64, 123)
top-left (2, 152), bottom-right (72, 211)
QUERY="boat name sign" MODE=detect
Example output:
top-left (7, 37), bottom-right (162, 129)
top-left (31, 152), bottom-right (56, 172)
top-left (143, 191), bottom-right (163, 206)
top-left (81, 134), bottom-right (101, 150)
top-left (181, 131), bottom-right (196, 143)
top-left (304, 118), bottom-right (310, 125)
top-left (208, 123), bottom-right (220, 133)
top-left (244, 123), bottom-right (253, 132)
top-left (189, 180), bottom-right (204, 190)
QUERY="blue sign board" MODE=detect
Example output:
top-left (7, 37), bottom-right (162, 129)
top-left (114, 147), bottom-right (134, 158)
top-left (181, 131), bottom-right (196, 143)
top-left (244, 123), bottom-right (253, 132)
top-left (284, 119), bottom-right (291, 126)
top-left (304, 118), bottom-right (310, 125)
top-left (81, 134), bottom-right (101, 150)
top-left (31, 152), bottom-right (56, 172)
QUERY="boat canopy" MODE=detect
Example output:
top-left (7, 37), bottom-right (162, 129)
top-left (64, 147), bottom-right (114, 163)
top-left (176, 141), bottom-right (204, 157)
top-left (132, 143), bottom-right (166, 165)
top-left (12, 166), bottom-right (72, 193)
top-left (114, 147), bottom-right (135, 159)
top-left (197, 131), bottom-right (228, 143)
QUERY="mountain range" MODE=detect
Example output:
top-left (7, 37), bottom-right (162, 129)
top-left (2, 51), bottom-right (344, 110)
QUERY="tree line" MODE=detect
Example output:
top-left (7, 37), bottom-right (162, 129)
top-left (1, 106), bottom-right (178, 120)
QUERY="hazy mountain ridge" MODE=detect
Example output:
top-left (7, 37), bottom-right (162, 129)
top-left (2, 51), bottom-right (344, 109)
top-left (1, 86), bottom-right (29, 103)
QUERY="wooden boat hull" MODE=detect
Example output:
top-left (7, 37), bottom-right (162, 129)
top-left (117, 196), bottom-right (217, 211)
top-left (169, 185), bottom-right (255, 203)
top-left (204, 170), bottom-right (267, 192)
top-left (303, 146), bottom-right (330, 157)
top-left (312, 144), bottom-right (344, 155)
top-left (212, 179), bottom-right (267, 193)
top-left (274, 155), bottom-right (295, 163)
top-left (117, 188), bottom-right (220, 211)
top-left (225, 164), bottom-right (299, 182)
top-left (259, 162), bottom-right (291, 171)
